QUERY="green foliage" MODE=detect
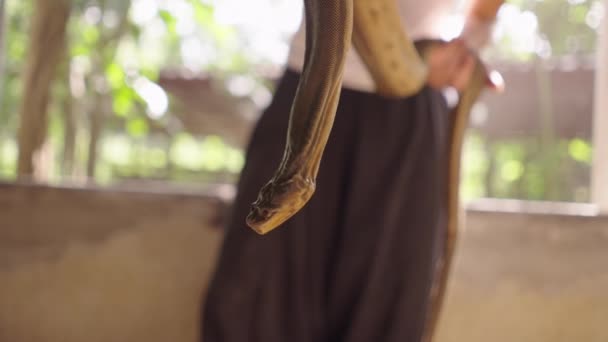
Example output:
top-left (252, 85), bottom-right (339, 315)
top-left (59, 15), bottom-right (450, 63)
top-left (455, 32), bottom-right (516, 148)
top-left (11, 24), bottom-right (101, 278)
top-left (0, 0), bottom-right (254, 183)
top-left (0, 0), bottom-right (596, 203)
top-left (0, 0), bottom-right (31, 134)
top-left (488, 0), bottom-right (601, 61)
top-left (568, 138), bottom-right (592, 163)
top-left (461, 133), bottom-right (592, 202)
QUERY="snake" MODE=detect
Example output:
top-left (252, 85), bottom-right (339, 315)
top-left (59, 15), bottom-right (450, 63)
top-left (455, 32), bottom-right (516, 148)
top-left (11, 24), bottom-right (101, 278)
top-left (245, 0), bottom-right (427, 233)
top-left (244, 0), bottom-right (501, 338)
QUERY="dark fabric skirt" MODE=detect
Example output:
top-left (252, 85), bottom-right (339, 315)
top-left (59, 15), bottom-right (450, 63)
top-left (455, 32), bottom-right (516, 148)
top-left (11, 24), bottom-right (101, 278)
top-left (202, 68), bottom-right (450, 342)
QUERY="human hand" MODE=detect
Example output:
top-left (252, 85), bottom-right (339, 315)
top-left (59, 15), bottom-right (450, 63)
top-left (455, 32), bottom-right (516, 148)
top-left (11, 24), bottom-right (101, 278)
top-left (425, 38), bottom-right (477, 93)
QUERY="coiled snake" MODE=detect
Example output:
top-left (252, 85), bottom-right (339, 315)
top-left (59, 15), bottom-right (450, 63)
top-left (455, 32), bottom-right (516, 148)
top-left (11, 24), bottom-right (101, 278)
top-left (244, 0), bottom-right (502, 339)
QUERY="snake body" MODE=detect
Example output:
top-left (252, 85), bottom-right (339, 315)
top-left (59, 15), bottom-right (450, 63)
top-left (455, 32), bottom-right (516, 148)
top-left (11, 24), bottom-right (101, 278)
top-left (245, 0), bottom-right (353, 233)
top-left (351, 0), bottom-right (428, 97)
top-left (416, 39), bottom-right (497, 342)
top-left (245, 0), bottom-right (499, 339)
top-left (246, 0), bottom-right (494, 235)
top-left (245, 0), bottom-right (432, 234)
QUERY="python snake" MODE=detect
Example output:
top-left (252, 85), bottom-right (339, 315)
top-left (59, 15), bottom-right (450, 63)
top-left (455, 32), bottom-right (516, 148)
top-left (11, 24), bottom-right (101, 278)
top-left (245, 0), bottom-right (501, 339)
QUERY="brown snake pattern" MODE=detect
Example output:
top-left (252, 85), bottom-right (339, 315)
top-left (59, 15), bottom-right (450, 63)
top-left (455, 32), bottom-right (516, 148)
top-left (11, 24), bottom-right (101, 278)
top-left (244, 1), bottom-right (501, 339)
top-left (245, 0), bottom-right (431, 234)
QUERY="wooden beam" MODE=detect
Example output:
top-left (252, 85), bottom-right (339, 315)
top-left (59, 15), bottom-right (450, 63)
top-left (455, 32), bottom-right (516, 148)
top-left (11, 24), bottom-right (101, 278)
top-left (592, 0), bottom-right (608, 213)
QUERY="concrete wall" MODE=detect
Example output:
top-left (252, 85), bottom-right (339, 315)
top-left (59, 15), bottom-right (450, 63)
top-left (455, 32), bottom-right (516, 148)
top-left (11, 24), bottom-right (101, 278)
top-left (1, 183), bottom-right (607, 342)
top-left (435, 201), bottom-right (608, 342)
top-left (0, 182), bottom-right (226, 342)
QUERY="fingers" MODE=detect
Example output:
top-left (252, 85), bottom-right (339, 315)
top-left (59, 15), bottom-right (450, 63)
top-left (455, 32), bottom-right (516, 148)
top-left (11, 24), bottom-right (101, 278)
top-left (426, 39), bottom-right (475, 90)
top-left (426, 38), bottom-right (502, 93)
top-left (450, 52), bottom-right (475, 92)
top-left (443, 40), bottom-right (469, 80)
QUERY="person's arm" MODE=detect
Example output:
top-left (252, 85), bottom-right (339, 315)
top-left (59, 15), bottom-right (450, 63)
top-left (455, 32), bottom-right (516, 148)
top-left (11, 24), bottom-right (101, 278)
top-left (460, 0), bottom-right (505, 49)
top-left (466, 0), bottom-right (504, 21)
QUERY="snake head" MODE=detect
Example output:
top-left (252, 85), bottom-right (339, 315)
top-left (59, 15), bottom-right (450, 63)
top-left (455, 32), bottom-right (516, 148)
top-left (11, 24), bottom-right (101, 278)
top-left (246, 175), bottom-right (315, 235)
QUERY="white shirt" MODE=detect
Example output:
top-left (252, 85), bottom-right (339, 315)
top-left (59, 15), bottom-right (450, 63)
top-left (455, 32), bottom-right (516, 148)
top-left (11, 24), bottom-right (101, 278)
top-left (286, 0), bottom-right (456, 92)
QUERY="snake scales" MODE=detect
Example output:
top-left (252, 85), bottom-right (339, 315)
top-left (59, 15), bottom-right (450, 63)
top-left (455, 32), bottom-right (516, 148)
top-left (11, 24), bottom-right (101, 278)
top-left (244, 0), bottom-right (501, 339)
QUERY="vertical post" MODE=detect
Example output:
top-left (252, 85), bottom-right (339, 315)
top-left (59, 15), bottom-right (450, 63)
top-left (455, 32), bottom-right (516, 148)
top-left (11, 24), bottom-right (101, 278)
top-left (592, 0), bottom-right (608, 213)
top-left (16, 0), bottom-right (70, 179)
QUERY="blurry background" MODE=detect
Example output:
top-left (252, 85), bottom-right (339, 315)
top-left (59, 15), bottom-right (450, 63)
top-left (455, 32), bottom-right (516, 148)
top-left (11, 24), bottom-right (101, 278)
top-left (0, 0), bottom-right (600, 201)
top-left (1, 1), bottom-right (607, 342)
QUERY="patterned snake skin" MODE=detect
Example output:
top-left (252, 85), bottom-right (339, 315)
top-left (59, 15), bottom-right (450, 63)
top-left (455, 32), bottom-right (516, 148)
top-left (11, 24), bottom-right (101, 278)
top-left (244, 1), bottom-right (502, 339)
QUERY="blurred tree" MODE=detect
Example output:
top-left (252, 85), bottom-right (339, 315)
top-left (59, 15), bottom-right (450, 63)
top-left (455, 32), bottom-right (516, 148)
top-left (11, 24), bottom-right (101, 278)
top-left (16, 0), bottom-right (70, 179)
top-left (461, 0), bottom-right (599, 202)
top-left (0, 0), bottom-right (598, 201)
top-left (80, 0), bottom-right (132, 178)
top-left (0, 0), bottom-right (6, 106)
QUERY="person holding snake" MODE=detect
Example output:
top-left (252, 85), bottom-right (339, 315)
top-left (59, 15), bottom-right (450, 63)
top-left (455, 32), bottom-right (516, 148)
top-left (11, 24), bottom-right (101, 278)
top-left (203, 1), bottom-right (505, 341)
